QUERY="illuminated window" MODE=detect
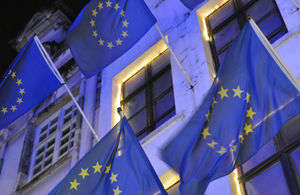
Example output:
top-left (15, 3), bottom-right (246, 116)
top-left (121, 50), bottom-right (175, 139)
top-left (205, 0), bottom-right (287, 70)
top-left (239, 114), bottom-right (300, 194)
top-left (29, 101), bottom-right (78, 179)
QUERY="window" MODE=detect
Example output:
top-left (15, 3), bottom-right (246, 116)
top-left (121, 50), bottom-right (175, 139)
top-left (29, 102), bottom-right (79, 179)
top-left (239, 114), bottom-right (300, 194)
top-left (205, 0), bottom-right (287, 70)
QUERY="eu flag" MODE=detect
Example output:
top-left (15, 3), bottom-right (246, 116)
top-left (162, 20), bottom-right (300, 194)
top-left (0, 37), bottom-right (61, 131)
top-left (67, 0), bottom-right (157, 78)
top-left (49, 117), bottom-right (167, 195)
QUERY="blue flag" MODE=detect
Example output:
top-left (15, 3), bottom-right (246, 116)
top-left (0, 37), bottom-right (61, 130)
top-left (180, 0), bottom-right (206, 10)
top-left (162, 20), bottom-right (300, 194)
top-left (67, 0), bottom-right (157, 78)
top-left (49, 117), bottom-right (167, 195)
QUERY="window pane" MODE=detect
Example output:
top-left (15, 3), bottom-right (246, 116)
top-left (153, 70), bottom-right (172, 99)
top-left (155, 91), bottom-right (175, 120)
top-left (124, 89), bottom-right (146, 118)
top-left (218, 49), bottom-right (230, 66)
top-left (246, 0), bottom-right (275, 22)
top-left (213, 18), bottom-right (240, 52)
top-left (151, 50), bottom-right (170, 75)
top-left (290, 147), bottom-right (300, 179)
top-left (155, 109), bottom-right (176, 129)
top-left (124, 68), bottom-right (145, 97)
top-left (128, 109), bottom-right (147, 135)
top-left (241, 0), bottom-right (252, 5)
top-left (245, 162), bottom-right (290, 195)
top-left (256, 12), bottom-right (283, 39)
top-left (242, 139), bottom-right (276, 173)
top-left (278, 114), bottom-right (300, 148)
top-left (208, 1), bottom-right (235, 29)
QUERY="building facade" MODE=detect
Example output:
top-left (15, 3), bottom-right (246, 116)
top-left (0, 0), bottom-right (300, 194)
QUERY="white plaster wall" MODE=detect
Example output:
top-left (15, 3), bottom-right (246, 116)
top-left (0, 133), bottom-right (25, 195)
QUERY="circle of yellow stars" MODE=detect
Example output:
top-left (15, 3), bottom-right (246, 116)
top-left (202, 85), bottom-right (256, 156)
top-left (69, 161), bottom-right (122, 195)
top-left (89, 0), bottom-right (129, 49)
top-left (1, 70), bottom-right (25, 116)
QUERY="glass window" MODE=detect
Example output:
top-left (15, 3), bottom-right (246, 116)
top-left (290, 147), bottom-right (300, 179)
top-left (245, 162), bottom-right (291, 195)
top-left (206, 0), bottom-right (287, 70)
top-left (122, 50), bottom-right (175, 139)
top-left (30, 102), bottom-right (79, 179)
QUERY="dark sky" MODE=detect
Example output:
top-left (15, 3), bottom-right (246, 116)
top-left (0, 0), bottom-right (89, 79)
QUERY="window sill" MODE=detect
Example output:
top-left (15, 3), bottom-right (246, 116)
top-left (140, 111), bottom-right (185, 146)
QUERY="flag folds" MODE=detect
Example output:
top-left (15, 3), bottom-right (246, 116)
top-left (49, 117), bottom-right (166, 195)
top-left (162, 21), bottom-right (300, 194)
top-left (0, 37), bottom-right (61, 130)
top-left (67, 0), bottom-right (157, 78)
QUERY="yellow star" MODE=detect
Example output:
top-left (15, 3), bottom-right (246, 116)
top-left (16, 79), bottom-right (22, 86)
top-left (90, 19), bottom-right (95, 27)
top-left (114, 3), bottom-right (120, 10)
top-left (232, 86), bottom-right (244, 98)
top-left (121, 31), bottom-right (128, 38)
top-left (92, 9), bottom-right (98, 17)
top-left (110, 172), bottom-right (118, 183)
top-left (93, 162), bottom-right (102, 174)
top-left (19, 88), bottom-right (25, 95)
top-left (201, 127), bottom-right (211, 139)
top-left (11, 72), bottom-right (16, 79)
top-left (244, 123), bottom-right (253, 135)
top-left (218, 86), bottom-right (229, 100)
top-left (107, 42), bottom-right (114, 49)
top-left (98, 2), bottom-right (104, 10)
top-left (106, 0), bottom-right (112, 7)
top-left (105, 164), bottom-right (111, 174)
top-left (122, 20), bottom-right (129, 27)
top-left (245, 93), bottom-right (250, 103)
top-left (211, 97), bottom-right (217, 107)
top-left (239, 135), bottom-right (245, 143)
top-left (217, 146), bottom-right (227, 155)
top-left (17, 98), bottom-right (23, 104)
top-left (98, 38), bottom-right (104, 46)
top-left (205, 110), bottom-right (210, 121)
top-left (246, 107), bottom-right (256, 120)
top-left (115, 38), bottom-right (123, 46)
top-left (207, 140), bottom-right (218, 149)
top-left (92, 30), bottom-right (98, 38)
top-left (10, 105), bottom-right (17, 112)
top-left (79, 168), bottom-right (89, 180)
top-left (70, 178), bottom-right (80, 191)
top-left (120, 10), bottom-right (125, 17)
top-left (113, 186), bottom-right (122, 195)
top-left (1, 107), bottom-right (8, 115)
top-left (230, 145), bottom-right (237, 153)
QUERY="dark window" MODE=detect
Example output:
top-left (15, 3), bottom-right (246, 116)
top-left (121, 50), bottom-right (175, 139)
top-left (205, 0), bottom-right (287, 70)
top-left (239, 114), bottom-right (300, 195)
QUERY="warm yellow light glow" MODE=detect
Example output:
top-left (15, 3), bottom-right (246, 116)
top-left (202, 0), bottom-right (230, 41)
top-left (233, 169), bottom-right (242, 195)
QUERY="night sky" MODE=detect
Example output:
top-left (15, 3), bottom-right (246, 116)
top-left (0, 0), bottom-right (89, 79)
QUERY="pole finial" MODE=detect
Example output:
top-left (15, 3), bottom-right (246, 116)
top-left (117, 107), bottom-right (124, 118)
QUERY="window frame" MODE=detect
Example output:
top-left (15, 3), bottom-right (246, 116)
top-left (121, 51), bottom-right (176, 138)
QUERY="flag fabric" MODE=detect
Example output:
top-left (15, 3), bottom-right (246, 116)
top-left (162, 20), bottom-right (300, 194)
top-left (67, 0), bottom-right (157, 78)
top-left (180, 0), bottom-right (206, 10)
top-left (49, 117), bottom-right (167, 195)
top-left (0, 37), bottom-right (61, 130)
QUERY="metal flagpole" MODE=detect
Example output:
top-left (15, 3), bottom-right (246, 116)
top-left (154, 24), bottom-right (194, 89)
top-left (34, 36), bottom-right (100, 141)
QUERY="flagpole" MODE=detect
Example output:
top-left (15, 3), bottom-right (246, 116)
top-left (248, 17), bottom-right (300, 92)
top-left (154, 24), bottom-right (194, 89)
top-left (34, 36), bottom-right (100, 142)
